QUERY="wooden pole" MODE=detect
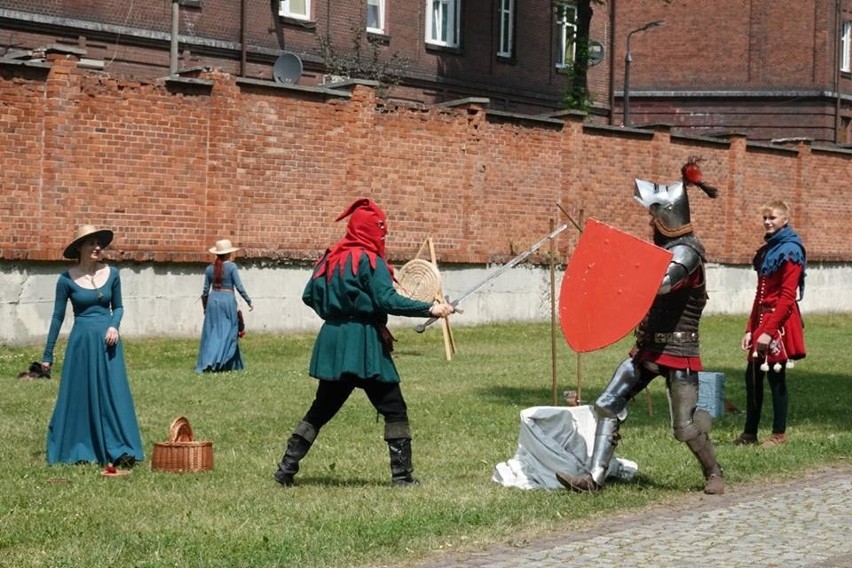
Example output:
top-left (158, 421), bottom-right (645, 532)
top-left (576, 208), bottom-right (584, 405)
top-left (645, 380), bottom-right (654, 415)
top-left (427, 238), bottom-right (456, 361)
top-left (550, 218), bottom-right (559, 406)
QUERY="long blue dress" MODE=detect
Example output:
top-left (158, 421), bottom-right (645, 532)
top-left (42, 266), bottom-right (144, 465)
top-left (195, 261), bottom-right (252, 372)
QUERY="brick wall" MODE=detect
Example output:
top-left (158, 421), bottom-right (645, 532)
top-left (1, 54), bottom-right (851, 268)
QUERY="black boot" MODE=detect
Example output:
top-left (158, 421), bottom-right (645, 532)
top-left (274, 421), bottom-right (317, 487)
top-left (385, 421), bottom-right (418, 486)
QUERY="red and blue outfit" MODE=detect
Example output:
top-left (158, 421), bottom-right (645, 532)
top-left (742, 225), bottom-right (806, 438)
top-left (745, 225), bottom-right (806, 365)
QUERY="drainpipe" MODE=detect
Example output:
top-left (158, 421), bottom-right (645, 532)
top-left (609, 0), bottom-right (617, 125)
top-left (240, 0), bottom-right (247, 77)
top-left (835, 0), bottom-right (842, 143)
top-left (170, 0), bottom-right (179, 75)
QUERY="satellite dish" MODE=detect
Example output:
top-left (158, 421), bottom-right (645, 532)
top-left (588, 40), bottom-right (605, 66)
top-left (273, 52), bottom-right (302, 85)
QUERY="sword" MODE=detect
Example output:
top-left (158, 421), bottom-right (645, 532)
top-left (415, 223), bottom-right (570, 333)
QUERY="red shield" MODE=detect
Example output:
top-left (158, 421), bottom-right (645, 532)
top-left (559, 218), bottom-right (672, 353)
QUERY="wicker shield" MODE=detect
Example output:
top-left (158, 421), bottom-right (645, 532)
top-left (395, 259), bottom-right (442, 302)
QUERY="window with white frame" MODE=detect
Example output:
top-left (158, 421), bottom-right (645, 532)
top-left (842, 20), bottom-right (851, 73)
top-left (279, 0), bottom-right (311, 20)
top-left (555, 2), bottom-right (577, 69)
top-left (425, 0), bottom-right (461, 48)
top-left (367, 0), bottom-right (386, 34)
top-left (497, 0), bottom-right (514, 57)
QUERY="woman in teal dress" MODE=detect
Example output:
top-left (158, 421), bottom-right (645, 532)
top-left (273, 199), bottom-right (454, 487)
top-left (195, 239), bottom-right (254, 373)
top-left (41, 225), bottom-right (144, 467)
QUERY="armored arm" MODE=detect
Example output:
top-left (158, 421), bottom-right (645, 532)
top-left (658, 244), bottom-right (701, 295)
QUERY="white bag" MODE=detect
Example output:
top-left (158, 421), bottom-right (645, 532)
top-left (492, 405), bottom-right (638, 490)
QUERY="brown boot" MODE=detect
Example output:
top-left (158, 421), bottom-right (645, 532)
top-left (555, 471), bottom-right (601, 493)
top-left (760, 433), bottom-right (787, 448)
top-left (733, 433), bottom-right (758, 446)
top-left (686, 433), bottom-right (725, 495)
top-left (704, 471), bottom-right (725, 495)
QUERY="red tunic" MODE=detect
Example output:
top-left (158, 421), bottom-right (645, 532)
top-left (745, 262), bottom-right (806, 364)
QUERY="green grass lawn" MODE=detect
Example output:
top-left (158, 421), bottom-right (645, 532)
top-left (1, 315), bottom-right (850, 567)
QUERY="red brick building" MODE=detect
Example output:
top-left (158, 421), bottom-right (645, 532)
top-left (617, 0), bottom-right (852, 144)
top-left (1, 1), bottom-right (850, 142)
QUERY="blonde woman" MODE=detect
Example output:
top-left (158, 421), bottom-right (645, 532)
top-left (735, 201), bottom-right (806, 448)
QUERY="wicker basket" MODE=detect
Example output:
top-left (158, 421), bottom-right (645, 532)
top-left (151, 416), bottom-right (214, 473)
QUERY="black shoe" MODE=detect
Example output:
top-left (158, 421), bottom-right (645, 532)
top-left (392, 475), bottom-right (420, 487)
top-left (274, 469), bottom-right (295, 487)
top-left (114, 455), bottom-right (136, 469)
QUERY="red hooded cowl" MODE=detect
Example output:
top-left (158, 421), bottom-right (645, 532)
top-left (313, 198), bottom-right (390, 281)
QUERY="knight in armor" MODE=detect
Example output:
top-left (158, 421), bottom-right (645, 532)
top-left (556, 158), bottom-right (725, 495)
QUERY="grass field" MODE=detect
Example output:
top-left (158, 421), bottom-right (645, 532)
top-left (1, 314), bottom-right (850, 567)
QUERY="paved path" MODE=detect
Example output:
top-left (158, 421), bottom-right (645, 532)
top-left (413, 463), bottom-right (852, 568)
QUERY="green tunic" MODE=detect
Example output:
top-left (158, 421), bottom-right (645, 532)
top-left (303, 254), bottom-right (433, 382)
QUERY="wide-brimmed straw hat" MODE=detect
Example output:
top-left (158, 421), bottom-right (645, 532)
top-left (63, 225), bottom-right (114, 260)
top-left (208, 239), bottom-right (240, 255)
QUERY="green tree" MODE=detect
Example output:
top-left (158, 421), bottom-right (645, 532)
top-left (317, 24), bottom-right (410, 96)
top-left (563, 0), bottom-right (595, 111)
top-left (563, 0), bottom-right (672, 112)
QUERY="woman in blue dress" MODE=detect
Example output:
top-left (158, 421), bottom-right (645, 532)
top-left (41, 225), bottom-right (144, 467)
top-left (195, 239), bottom-right (254, 372)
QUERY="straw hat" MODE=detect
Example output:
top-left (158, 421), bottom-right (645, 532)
top-left (63, 225), bottom-right (114, 260)
top-left (208, 239), bottom-right (240, 255)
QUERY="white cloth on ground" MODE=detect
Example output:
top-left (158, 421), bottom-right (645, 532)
top-left (492, 405), bottom-right (638, 490)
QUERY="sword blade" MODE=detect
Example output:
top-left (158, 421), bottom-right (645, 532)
top-left (415, 223), bottom-right (569, 333)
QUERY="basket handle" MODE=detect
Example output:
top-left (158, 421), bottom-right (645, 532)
top-left (168, 417), bottom-right (195, 443)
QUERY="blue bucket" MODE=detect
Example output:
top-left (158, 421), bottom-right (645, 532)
top-left (698, 372), bottom-right (726, 418)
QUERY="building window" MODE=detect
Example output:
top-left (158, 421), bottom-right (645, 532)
top-left (497, 0), bottom-right (514, 57)
top-left (555, 2), bottom-right (577, 69)
top-left (425, 0), bottom-right (461, 48)
top-left (367, 0), bottom-right (386, 34)
top-left (842, 21), bottom-right (852, 73)
top-left (279, 0), bottom-right (311, 21)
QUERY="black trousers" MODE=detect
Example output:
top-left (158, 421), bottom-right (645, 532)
top-left (743, 360), bottom-right (788, 435)
top-left (301, 375), bottom-right (409, 430)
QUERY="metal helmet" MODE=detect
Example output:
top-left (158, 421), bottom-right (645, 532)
top-left (633, 157), bottom-right (719, 238)
top-left (633, 179), bottom-right (692, 237)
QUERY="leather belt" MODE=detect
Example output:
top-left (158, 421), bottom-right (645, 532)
top-left (759, 305), bottom-right (775, 313)
top-left (212, 287), bottom-right (233, 291)
top-left (652, 331), bottom-right (699, 344)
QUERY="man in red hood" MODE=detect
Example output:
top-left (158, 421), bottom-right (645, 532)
top-left (274, 198), bottom-right (454, 487)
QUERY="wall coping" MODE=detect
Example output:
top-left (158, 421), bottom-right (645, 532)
top-left (235, 76), bottom-right (352, 99)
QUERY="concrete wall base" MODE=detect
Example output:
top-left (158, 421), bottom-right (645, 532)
top-left (2, 261), bottom-right (848, 347)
